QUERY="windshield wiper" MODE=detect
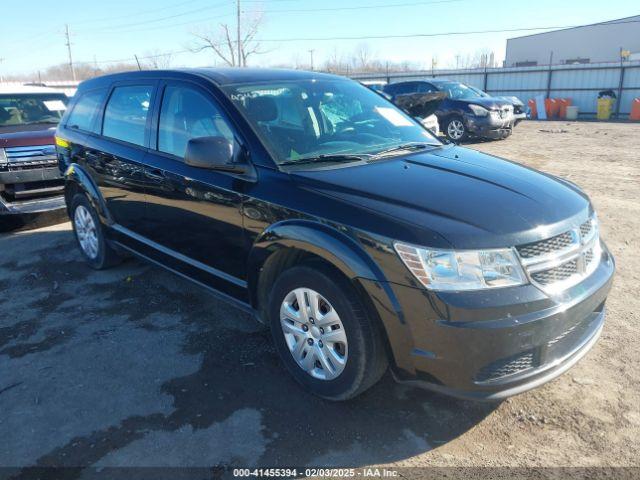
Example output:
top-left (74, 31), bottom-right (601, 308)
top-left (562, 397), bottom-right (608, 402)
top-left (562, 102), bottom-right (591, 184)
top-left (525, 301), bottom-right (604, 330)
top-left (371, 142), bottom-right (439, 159)
top-left (280, 154), bottom-right (368, 166)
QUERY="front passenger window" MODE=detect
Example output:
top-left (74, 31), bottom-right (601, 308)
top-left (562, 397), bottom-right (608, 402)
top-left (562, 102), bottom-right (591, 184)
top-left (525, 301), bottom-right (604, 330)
top-left (158, 86), bottom-right (234, 158)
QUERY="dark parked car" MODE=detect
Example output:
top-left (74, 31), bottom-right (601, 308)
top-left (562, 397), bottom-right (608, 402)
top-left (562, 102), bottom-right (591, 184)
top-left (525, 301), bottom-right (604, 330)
top-left (384, 79), bottom-right (517, 142)
top-left (56, 69), bottom-right (614, 401)
top-left (0, 86), bottom-right (69, 217)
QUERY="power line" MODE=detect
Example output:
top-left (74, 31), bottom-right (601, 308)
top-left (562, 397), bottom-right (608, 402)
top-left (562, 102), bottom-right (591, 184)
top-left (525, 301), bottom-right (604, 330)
top-left (75, 13), bottom-right (235, 36)
top-left (73, 0), bottom-right (463, 35)
top-left (71, 0), bottom-right (207, 26)
top-left (31, 18), bottom-right (640, 68)
top-left (259, 0), bottom-right (462, 13)
top-left (75, 1), bottom-right (233, 33)
top-left (254, 19), bottom-right (640, 42)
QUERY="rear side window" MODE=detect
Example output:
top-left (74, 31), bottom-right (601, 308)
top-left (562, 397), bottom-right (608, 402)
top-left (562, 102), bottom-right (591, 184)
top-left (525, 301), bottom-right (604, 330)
top-left (385, 82), bottom-right (417, 96)
top-left (66, 89), bottom-right (106, 133)
top-left (417, 83), bottom-right (437, 93)
top-left (103, 85), bottom-right (152, 146)
top-left (158, 85), bottom-right (234, 158)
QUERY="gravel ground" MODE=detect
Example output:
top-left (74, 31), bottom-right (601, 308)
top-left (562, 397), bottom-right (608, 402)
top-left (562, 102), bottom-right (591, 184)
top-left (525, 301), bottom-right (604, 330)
top-left (0, 120), bottom-right (638, 476)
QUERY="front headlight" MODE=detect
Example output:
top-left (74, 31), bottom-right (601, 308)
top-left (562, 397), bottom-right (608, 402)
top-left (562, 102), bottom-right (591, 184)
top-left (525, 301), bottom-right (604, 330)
top-left (394, 243), bottom-right (527, 291)
top-left (468, 104), bottom-right (489, 117)
top-left (0, 148), bottom-right (7, 166)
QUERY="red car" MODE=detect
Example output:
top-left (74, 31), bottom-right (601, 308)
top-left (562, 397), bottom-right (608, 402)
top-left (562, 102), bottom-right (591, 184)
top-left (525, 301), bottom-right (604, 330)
top-left (0, 85), bottom-right (69, 216)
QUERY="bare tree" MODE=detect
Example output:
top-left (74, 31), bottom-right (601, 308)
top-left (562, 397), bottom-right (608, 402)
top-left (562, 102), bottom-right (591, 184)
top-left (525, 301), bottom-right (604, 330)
top-left (452, 48), bottom-right (496, 69)
top-left (143, 49), bottom-right (172, 69)
top-left (324, 47), bottom-right (349, 73)
top-left (191, 10), bottom-right (266, 67)
top-left (353, 43), bottom-right (374, 70)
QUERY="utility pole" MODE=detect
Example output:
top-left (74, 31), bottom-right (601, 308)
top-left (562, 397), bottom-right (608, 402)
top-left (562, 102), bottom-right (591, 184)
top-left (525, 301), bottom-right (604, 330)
top-left (308, 49), bottom-right (315, 71)
top-left (236, 0), bottom-right (242, 67)
top-left (64, 24), bottom-right (76, 81)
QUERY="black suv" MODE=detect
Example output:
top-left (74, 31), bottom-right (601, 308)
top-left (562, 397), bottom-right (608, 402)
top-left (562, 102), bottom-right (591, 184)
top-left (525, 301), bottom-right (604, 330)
top-left (56, 69), bottom-right (614, 401)
top-left (384, 80), bottom-right (517, 142)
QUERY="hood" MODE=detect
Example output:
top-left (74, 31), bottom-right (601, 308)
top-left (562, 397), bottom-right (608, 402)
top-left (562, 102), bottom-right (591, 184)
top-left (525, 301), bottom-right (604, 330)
top-left (291, 146), bottom-right (590, 249)
top-left (0, 125), bottom-right (56, 148)
top-left (392, 92), bottom-right (446, 119)
top-left (457, 96), bottom-right (513, 110)
top-left (496, 95), bottom-right (524, 107)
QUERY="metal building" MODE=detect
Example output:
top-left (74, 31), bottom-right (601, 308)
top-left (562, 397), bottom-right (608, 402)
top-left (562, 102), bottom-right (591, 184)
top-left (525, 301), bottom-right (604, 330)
top-left (505, 16), bottom-right (640, 67)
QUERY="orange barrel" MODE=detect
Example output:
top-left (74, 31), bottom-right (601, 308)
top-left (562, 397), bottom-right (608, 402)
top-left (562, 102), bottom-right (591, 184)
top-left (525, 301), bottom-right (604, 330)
top-left (630, 98), bottom-right (640, 121)
top-left (545, 98), bottom-right (560, 119)
top-left (558, 98), bottom-right (572, 119)
top-left (528, 99), bottom-right (537, 119)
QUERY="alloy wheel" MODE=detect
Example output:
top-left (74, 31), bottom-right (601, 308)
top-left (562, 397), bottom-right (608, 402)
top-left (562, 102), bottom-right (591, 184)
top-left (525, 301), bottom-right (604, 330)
top-left (447, 119), bottom-right (465, 140)
top-left (74, 205), bottom-right (99, 259)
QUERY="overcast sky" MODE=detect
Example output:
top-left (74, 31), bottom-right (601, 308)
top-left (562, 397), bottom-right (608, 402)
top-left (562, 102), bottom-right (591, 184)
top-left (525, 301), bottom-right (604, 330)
top-left (1, 0), bottom-right (638, 75)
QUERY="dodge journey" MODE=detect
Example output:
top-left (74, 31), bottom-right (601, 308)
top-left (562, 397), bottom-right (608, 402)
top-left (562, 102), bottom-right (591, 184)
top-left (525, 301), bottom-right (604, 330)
top-left (55, 69), bottom-right (614, 401)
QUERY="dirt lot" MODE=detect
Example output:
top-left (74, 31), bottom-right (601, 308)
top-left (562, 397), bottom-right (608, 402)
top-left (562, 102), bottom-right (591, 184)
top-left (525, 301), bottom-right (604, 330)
top-left (0, 121), bottom-right (638, 476)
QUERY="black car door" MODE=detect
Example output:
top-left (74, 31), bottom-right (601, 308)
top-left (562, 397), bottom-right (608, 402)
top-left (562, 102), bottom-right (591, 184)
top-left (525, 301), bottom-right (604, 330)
top-left (82, 82), bottom-right (156, 231)
top-left (137, 80), bottom-right (249, 298)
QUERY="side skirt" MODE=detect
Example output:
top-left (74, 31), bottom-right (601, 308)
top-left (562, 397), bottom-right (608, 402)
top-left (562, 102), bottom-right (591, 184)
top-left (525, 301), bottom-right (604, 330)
top-left (108, 226), bottom-right (262, 323)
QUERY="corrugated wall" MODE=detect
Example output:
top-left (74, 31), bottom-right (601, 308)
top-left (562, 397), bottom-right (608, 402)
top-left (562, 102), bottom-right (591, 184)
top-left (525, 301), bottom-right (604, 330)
top-left (352, 61), bottom-right (640, 117)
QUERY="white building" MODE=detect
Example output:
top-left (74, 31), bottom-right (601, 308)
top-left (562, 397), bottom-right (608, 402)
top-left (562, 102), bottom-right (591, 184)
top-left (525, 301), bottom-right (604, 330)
top-left (505, 15), bottom-right (640, 67)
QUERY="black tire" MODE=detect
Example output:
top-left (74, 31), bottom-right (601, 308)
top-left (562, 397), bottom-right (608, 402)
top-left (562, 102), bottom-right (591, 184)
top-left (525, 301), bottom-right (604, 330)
top-left (268, 264), bottom-right (388, 401)
top-left (444, 115), bottom-right (467, 143)
top-left (70, 193), bottom-right (121, 270)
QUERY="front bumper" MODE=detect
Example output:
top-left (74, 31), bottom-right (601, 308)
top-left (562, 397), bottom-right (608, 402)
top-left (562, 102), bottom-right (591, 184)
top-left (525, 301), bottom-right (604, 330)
top-left (0, 193), bottom-right (65, 215)
top-left (362, 243), bottom-right (615, 401)
top-left (0, 167), bottom-right (65, 215)
top-left (513, 112), bottom-right (527, 125)
top-left (420, 115), bottom-right (440, 136)
top-left (465, 114), bottom-right (514, 139)
top-left (0, 165), bottom-right (62, 185)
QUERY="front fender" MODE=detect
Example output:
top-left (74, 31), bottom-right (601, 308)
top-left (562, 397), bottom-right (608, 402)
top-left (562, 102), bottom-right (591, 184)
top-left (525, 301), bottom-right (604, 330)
top-left (249, 219), bottom-right (387, 285)
top-left (248, 219), bottom-right (415, 373)
top-left (64, 163), bottom-right (112, 224)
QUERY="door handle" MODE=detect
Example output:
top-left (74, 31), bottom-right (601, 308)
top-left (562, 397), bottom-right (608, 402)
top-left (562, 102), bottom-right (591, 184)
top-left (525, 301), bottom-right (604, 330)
top-left (144, 169), bottom-right (165, 181)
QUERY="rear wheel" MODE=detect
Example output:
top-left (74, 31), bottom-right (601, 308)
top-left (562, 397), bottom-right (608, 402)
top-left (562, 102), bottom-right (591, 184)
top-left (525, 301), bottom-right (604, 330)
top-left (269, 265), bottom-right (387, 401)
top-left (445, 116), bottom-right (467, 142)
top-left (70, 194), bottom-right (121, 269)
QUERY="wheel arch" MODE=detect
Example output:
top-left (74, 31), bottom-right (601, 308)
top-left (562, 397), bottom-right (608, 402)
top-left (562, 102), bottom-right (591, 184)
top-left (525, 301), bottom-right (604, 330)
top-left (64, 163), bottom-right (113, 224)
top-left (247, 220), bottom-right (407, 367)
top-left (248, 220), bottom-right (385, 301)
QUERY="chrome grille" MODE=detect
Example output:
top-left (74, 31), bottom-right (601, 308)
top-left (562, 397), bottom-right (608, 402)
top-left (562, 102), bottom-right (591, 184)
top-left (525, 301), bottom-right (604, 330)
top-left (517, 231), bottom-right (574, 259)
top-left (497, 105), bottom-right (513, 120)
top-left (4, 145), bottom-right (58, 169)
top-left (531, 259), bottom-right (578, 285)
top-left (580, 219), bottom-right (593, 238)
top-left (517, 216), bottom-right (600, 293)
top-left (585, 248), bottom-right (594, 265)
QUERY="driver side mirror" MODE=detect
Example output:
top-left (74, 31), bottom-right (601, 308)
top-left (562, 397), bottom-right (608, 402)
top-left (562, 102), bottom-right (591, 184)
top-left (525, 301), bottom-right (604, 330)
top-left (184, 136), bottom-right (248, 174)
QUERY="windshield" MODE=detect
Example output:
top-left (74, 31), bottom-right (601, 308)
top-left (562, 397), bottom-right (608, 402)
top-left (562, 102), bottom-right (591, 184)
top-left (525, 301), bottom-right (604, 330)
top-left (223, 79), bottom-right (440, 165)
top-left (0, 93), bottom-right (68, 127)
top-left (435, 82), bottom-right (483, 100)
top-left (469, 86), bottom-right (489, 97)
